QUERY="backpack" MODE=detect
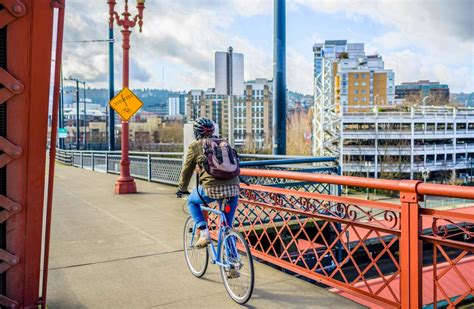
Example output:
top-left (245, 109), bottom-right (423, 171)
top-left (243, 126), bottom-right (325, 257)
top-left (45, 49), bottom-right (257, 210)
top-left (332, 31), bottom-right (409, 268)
top-left (201, 138), bottom-right (240, 180)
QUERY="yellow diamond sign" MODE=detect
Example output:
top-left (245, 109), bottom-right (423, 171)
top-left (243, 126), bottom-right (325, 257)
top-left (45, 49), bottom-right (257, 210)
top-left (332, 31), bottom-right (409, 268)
top-left (109, 87), bottom-right (144, 121)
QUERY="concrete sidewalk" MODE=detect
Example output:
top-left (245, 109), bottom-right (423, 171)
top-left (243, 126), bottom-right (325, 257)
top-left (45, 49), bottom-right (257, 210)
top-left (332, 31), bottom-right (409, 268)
top-left (47, 164), bottom-right (363, 308)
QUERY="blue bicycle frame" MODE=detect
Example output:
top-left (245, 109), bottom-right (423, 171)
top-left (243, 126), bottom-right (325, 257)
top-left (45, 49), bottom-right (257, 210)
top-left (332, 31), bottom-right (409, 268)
top-left (191, 200), bottom-right (239, 270)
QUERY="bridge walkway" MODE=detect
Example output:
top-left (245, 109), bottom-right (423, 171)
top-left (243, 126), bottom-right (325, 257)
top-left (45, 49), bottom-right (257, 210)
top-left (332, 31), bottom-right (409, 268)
top-left (47, 164), bottom-right (363, 308)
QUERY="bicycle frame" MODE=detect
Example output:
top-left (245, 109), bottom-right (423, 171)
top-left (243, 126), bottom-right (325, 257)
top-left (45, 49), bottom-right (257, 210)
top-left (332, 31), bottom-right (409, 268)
top-left (190, 201), bottom-right (238, 270)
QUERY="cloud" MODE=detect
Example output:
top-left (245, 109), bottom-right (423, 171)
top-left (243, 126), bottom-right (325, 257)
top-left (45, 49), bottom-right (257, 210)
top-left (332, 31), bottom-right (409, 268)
top-left (62, 0), bottom-right (473, 94)
top-left (292, 0), bottom-right (474, 92)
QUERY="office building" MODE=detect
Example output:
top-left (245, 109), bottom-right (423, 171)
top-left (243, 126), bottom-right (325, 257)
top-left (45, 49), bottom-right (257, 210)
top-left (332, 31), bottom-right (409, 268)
top-left (395, 80), bottom-right (449, 103)
top-left (215, 46), bottom-right (244, 96)
top-left (168, 92), bottom-right (187, 116)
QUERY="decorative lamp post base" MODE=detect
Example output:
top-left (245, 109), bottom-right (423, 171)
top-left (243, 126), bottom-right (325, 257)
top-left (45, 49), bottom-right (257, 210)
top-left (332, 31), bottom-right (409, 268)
top-left (114, 177), bottom-right (137, 194)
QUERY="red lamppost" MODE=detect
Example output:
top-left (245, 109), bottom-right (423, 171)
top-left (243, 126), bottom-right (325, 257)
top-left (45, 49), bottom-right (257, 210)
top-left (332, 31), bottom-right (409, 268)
top-left (108, 0), bottom-right (145, 194)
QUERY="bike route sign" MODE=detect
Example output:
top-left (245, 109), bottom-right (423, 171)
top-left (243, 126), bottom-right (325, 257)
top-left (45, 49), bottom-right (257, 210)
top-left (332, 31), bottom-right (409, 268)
top-left (109, 87), bottom-right (144, 121)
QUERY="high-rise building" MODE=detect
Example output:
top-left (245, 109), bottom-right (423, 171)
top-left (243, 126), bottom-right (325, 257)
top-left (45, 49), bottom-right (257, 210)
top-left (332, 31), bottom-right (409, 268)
top-left (186, 89), bottom-right (205, 120)
top-left (215, 46), bottom-right (244, 96)
top-left (186, 79), bottom-right (273, 151)
top-left (312, 40), bottom-right (395, 157)
top-left (235, 79), bottom-right (273, 149)
top-left (168, 92), bottom-right (187, 116)
top-left (395, 80), bottom-right (449, 103)
top-left (337, 55), bottom-right (395, 112)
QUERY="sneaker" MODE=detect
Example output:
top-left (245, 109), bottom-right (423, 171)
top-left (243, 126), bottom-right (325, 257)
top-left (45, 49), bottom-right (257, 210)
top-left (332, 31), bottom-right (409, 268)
top-left (194, 230), bottom-right (211, 249)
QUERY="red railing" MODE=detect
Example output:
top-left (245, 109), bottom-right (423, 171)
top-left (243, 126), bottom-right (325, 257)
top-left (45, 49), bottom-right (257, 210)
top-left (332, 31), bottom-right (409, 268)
top-left (207, 169), bottom-right (474, 308)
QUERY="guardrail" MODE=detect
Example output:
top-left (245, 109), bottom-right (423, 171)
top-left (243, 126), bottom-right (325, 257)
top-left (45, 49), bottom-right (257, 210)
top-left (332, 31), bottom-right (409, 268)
top-left (206, 169), bottom-right (474, 308)
top-left (55, 149), bottom-right (339, 190)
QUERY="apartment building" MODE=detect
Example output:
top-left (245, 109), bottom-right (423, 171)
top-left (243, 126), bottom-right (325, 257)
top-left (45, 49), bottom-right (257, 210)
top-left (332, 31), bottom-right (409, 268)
top-left (338, 55), bottom-right (395, 112)
top-left (185, 79), bottom-right (273, 150)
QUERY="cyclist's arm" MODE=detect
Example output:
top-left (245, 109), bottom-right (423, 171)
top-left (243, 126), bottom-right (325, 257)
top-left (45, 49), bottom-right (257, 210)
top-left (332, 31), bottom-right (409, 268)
top-left (178, 146), bottom-right (197, 192)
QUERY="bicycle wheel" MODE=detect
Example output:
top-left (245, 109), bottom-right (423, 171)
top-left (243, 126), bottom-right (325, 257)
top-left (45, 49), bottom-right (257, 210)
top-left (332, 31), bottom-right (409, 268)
top-left (183, 216), bottom-right (209, 278)
top-left (220, 229), bottom-right (254, 304)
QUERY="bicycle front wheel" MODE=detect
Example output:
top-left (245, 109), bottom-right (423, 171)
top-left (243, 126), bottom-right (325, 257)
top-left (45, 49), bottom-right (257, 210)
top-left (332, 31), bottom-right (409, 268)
top-left (220, 229), bottom-right (254, 304)
top-left (183, 216), bottom-right (209, 278)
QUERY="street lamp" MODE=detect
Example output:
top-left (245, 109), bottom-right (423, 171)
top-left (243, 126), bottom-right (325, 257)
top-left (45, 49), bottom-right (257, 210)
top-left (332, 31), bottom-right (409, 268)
top-left (64, 77), bottom-right (83, 149)
top-left (108, 0), bottom-right (145, 194)
top-left (82, 81), bottom-right (87, 149)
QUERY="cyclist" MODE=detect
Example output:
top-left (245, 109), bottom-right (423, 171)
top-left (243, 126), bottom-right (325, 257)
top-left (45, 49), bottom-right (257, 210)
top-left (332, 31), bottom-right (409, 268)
top-left (176, 117), bottom-right (240, 249)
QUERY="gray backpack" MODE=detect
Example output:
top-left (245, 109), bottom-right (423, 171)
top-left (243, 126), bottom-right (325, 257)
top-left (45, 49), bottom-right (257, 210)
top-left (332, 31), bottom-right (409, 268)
top-left (201, 138), bottom-right (240, 180)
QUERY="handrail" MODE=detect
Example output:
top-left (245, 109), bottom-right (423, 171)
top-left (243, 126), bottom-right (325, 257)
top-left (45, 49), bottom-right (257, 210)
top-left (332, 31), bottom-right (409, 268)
top-left (240, 157), bottom-right (337, 167)
top-left (240, 168), bottom-right (474, 199)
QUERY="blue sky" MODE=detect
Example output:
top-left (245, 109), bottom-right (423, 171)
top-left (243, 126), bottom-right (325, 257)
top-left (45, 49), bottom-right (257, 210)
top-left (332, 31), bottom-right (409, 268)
top-left (63, 0), bottom-right (474, 94)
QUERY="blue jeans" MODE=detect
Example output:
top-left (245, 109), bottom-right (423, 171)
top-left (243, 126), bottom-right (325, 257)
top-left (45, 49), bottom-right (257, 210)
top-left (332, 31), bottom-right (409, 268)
top-left (188, 186), bottom-right (239, 230)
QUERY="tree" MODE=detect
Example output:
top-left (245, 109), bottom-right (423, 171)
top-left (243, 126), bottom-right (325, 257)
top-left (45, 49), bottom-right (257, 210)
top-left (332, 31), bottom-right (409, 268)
top-left (287, 109), bottom-right (312, 155)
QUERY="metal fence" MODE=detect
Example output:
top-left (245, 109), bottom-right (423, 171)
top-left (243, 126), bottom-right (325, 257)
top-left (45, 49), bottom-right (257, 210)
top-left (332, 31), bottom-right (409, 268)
top-left (55, 149), bottom-right (339, 190)
top-left (207, 169), bottom-right (474, 308)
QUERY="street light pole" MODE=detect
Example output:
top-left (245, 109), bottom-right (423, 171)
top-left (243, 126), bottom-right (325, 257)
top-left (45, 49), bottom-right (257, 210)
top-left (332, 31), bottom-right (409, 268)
top-left (82, 81), bottom-right (87, 149)
top-left (108, 0), bottom-right (145, 194)
top-left (108, 22), bottom-right (115, 151)
top-left (75, 79), bottom-right (80, 149)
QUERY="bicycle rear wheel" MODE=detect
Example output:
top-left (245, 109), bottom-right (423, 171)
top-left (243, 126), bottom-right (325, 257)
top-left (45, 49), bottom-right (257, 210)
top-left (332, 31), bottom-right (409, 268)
top-left (220, 229), bottom-right (254, 304)
top-left (183, 216), bottom-right (209, 278)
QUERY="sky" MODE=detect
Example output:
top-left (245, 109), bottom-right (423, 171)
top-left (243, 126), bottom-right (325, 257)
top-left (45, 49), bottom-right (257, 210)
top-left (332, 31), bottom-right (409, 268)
top-left (62, 0), bottom-right (474, 94)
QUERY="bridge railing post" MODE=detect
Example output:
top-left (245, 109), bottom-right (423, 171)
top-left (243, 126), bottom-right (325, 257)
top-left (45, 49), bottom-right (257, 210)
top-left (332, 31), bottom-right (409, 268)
top-left (105, 152), bottom-right (109, 173)
top-left (80, 151), bottom-right (83, 169)
top-left (91, 152), bottom-right (95, 171)
top-left (147, 154), bottom-right (152, 182)
top-left (399, 180), bottom-right (422, 309)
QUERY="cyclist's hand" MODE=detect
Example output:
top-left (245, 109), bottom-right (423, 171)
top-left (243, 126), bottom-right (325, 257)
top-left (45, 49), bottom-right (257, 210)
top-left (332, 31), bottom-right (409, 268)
top-left (176, 190), bottom-right (190, 198)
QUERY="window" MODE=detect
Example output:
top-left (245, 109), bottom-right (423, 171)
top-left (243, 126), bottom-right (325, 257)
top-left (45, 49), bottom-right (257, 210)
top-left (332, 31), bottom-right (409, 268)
top-left (362, 97), bottom-right (367, 102)
top-left (354, 97), bottom-right (359, 102)
top-left (354, 74), bottom-right (359, 79)
top-left (354, 90), bottom-right (359, 94)
top-left (354, 82), bottom-right (359, 86)
top-left (361, 90), bottom-right (366, 94)
top-left (361, 82), bottom-right (367, 86)
top-left (362, 74), bottom-right (366, 79)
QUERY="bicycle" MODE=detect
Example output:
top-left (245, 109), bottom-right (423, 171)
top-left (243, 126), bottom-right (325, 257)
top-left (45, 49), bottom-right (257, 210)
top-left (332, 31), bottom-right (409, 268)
top-left (183, 197), bottom-right (254, 304)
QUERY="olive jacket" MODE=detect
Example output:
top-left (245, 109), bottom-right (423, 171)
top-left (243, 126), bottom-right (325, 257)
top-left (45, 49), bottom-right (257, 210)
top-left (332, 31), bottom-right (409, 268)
top-left (178, 139), bottom-right (240, 192)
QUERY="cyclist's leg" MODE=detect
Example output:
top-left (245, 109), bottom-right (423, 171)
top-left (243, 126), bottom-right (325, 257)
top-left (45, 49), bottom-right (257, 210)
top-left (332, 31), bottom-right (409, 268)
top-left (187, 186), bottom-right (214, 230)
top-left (224, 195), bottom-right (239, 258)
top-left (223, 195), bottom-right (239, 227)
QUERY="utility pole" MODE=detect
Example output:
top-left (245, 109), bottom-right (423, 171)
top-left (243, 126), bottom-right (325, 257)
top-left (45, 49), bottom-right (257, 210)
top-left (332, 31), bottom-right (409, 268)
top-left (65, 77), bottom-right (85, 150)
top-left (272, 0), bottom-right (287, 155)
top-left (108, 23), bottom-right (115, 151)
top-left (82, 81), bottom-right (87, 149)
top-left (59, 67), bottom-right (65, 149)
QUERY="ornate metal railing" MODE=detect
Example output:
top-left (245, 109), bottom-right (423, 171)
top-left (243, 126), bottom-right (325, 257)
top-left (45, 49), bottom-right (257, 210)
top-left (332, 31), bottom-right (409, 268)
top-left (205, 169), bottom-right (474, 308)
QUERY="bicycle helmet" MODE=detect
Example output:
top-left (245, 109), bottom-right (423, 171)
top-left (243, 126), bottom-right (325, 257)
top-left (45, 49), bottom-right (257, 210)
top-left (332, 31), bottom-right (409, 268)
top-left (193, 117), bottom-right (215, 139)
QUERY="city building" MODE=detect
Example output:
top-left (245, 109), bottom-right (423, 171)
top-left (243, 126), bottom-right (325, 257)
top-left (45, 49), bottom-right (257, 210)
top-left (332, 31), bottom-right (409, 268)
top-left (312, 40), bottom-right (395, 158)
top-left (185, 80), bottom-right (273, 151)
top-left (215, 46), bottom-right (244, 96)
top-left (395, 80), bottom-right (449, 104)
top-left (341, 106), bottom-right (474, 182)
top-left (186, 89), bottom-right (205, 120)
top-left (337, 55), bottom-right (395, 112)
top-left (168, 92), bottom-right (187, 116)
top-left (235, 79), bottom-right (273, 150)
